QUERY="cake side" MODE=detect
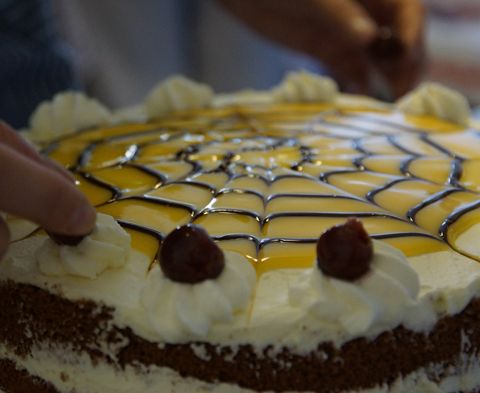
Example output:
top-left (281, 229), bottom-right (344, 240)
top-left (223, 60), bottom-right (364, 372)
top-left (1, 280), bottom-right (480, 393)
top-left (2, 224), bottom-right (480, 392)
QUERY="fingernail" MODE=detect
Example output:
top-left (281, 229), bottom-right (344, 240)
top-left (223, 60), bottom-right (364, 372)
top-left (68, 203), bottom-right (96, 235)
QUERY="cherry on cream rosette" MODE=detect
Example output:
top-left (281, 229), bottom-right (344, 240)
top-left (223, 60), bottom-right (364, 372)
top-left (289, 219), bottom-right (436, 338)
top-left (142, 225), bottom-right (256, 341)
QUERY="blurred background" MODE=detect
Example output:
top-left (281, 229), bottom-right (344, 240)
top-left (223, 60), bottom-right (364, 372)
top-left (1, 0), bottom-right (479, 127)
top-left (423, 0), bottom-right (480, 105)
top-left (53, 0), bottom-right (480, 109)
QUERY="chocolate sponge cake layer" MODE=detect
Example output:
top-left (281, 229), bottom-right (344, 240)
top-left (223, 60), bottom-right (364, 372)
top-left (0, 359), bottom-right (58, 393)
top-left (1, 280), bottom-right (480, 393)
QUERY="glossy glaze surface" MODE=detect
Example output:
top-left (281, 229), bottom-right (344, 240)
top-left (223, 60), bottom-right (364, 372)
top-left (39, 103), bottom-right (480, 273)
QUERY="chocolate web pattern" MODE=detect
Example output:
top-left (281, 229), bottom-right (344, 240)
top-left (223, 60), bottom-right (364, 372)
top-left (43, 103), bottom-right (480, 272)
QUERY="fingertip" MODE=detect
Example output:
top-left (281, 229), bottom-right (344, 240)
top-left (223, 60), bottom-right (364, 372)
top-left (33, 170), bottom-right (96, 236)
top-left (76, 202), bottom-right (97, 235)
top-left (0, 146), bottom-right (96, 237)
top-left (60, 195), bottom-right (97, 236)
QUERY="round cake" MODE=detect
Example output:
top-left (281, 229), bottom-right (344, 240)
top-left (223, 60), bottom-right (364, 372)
top-left (1, 73), bottom-right (480, 393)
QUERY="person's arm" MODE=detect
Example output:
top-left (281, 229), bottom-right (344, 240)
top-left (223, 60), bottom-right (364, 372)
top-left (0, 122), bottom-right (95, 258)
top-left (217, 0), bottom-right (425, 98)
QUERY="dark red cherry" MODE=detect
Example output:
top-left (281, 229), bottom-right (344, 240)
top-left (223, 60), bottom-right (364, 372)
top-left (316, 218), bottom-right (373, 281)
top-left (159, 224), bottom-right (225, 284)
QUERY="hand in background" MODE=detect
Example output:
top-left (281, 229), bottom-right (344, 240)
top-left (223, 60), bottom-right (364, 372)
top-left (218, 0), bottom-right (425, 98)
top-left (0, 122), bottom-right (95, 258)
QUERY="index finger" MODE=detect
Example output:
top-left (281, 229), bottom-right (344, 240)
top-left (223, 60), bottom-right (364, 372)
top-left (0, 121), bottom-right (75, 183)
top-left (0, 144), bottom-right (96, 235)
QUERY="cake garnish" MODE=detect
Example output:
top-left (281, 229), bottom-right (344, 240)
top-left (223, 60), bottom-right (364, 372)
top-left (29, 91), bottom-right (111, 143)
top-left (159, 224), bottom-right (225, 284)
top-left (37, 213), bottom-right (131, 279)
top-left (316, 218), bottom-right (373, 281)
top-left (46, 231), bottom-right (91, 247)
top-left (396, 82), bottom-right (471, 126)
top-left (144, 75), bottom-right (214, 118)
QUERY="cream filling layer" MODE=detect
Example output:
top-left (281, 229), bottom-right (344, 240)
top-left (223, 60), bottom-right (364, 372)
top-left (1, 343), bottom-right (480, 393)
top-left (2, 235), bottom-right (480, 351)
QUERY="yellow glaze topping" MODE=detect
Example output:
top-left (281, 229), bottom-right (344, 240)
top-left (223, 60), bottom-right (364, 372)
top-left (39, 103), bottom-right (480, 274)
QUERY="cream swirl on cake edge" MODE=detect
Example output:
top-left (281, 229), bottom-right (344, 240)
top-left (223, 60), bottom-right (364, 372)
top-left (36, 213), bottom-right (131, 279)
top-left (212, 70), bottom-right (340, 108)
top-left (289, 240), bottom-right (437, 337)
top-left (141, 251), bottom-right (256, 341)
top-left (29, 91), bottom-right (111, 142)
top-left (144, 75), bottom-right (214, 119)
top-left (272, 70), bottom-right (339, 103)
top-left (396, 82), bottom-right (471, 126)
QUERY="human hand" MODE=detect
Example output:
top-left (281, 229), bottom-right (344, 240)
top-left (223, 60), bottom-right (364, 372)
top-left (0, 121), bottom-right (96, 258)
top-left (217, 0), bottom-right (425, 98)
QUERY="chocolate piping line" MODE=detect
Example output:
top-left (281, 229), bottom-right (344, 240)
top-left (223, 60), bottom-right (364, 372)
top-left (41, 108), bottom-right (480, 263)
top-left (76, 143), bottom-right (140, 171)
top-left (352, 138), bottom-right (371, 156)
top-left (76, 171), bottom-right (121, 202)
top-left (440, 199), bottom-right (480, 240)
top-left (194, 208), bottom-right (262, 223)
top-left (387, 135), bottom-right (421, 157)
top-left (216, 188), bottom-right (265, 201)
top-left (366, 177), bottom-right (413, 202)
top-left (448, 158), bottom-right (464, 187)
top-left (258, 231), bottom-right (441, 247)
top-left (420, 134), bottom-right (458, 158)
top-left (399, 156), bottom-right (416, 177)
top-left (165, 180), bottom-right (216, 194)
top-left (265, 194), bottom-right (364, 203)
top-left (406, 188), bottom-right (463, 224)
top-left (263, 211), bottom-right (406, 224)
top-left (126, 163), bottom-right (166, 187)
top-left (352, 155), bottom-right (367, 170)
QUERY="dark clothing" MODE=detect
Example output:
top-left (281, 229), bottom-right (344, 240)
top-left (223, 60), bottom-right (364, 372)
top-left (0, 0), bottom-right (76, 128)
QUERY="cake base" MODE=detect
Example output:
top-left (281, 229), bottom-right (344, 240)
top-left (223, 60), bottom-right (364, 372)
top-left (1, 281), bottom-right (480, 393)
